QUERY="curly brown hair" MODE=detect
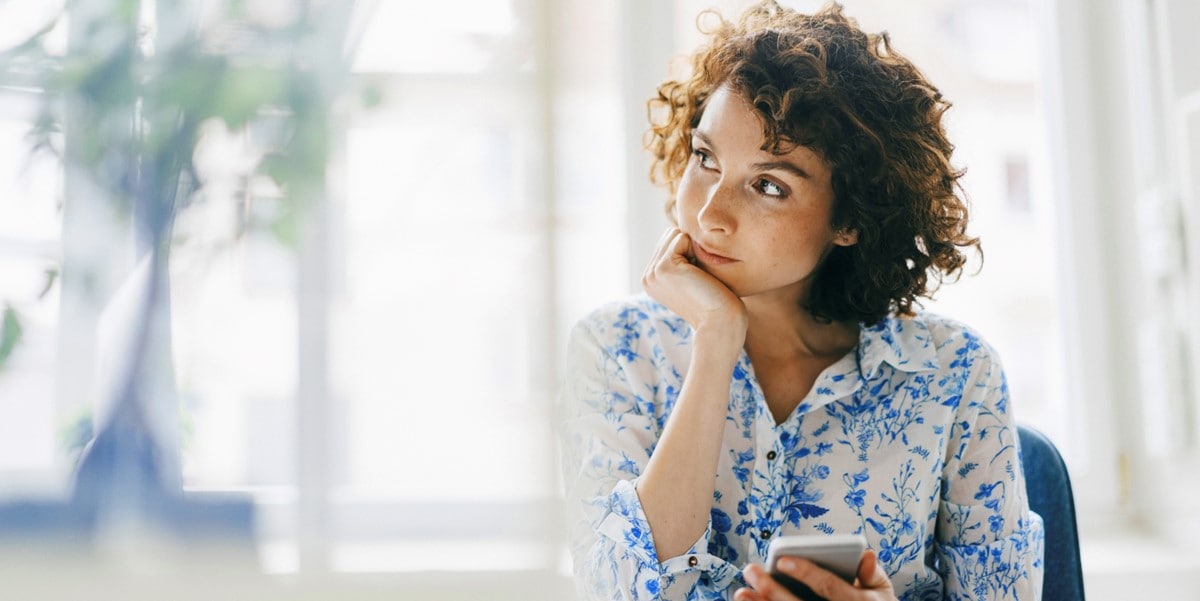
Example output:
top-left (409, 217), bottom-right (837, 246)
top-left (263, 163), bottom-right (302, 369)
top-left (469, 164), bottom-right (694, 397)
top-left (647, 1), bottom-right (980, 324)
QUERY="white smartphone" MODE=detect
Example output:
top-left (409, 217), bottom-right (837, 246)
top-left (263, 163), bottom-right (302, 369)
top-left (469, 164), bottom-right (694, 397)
top-left (765, 534), bottom-right (868, 600)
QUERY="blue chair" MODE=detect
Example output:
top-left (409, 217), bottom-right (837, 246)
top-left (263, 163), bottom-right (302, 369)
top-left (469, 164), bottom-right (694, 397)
top-left (1018, 423), bottom-right (1086, 600)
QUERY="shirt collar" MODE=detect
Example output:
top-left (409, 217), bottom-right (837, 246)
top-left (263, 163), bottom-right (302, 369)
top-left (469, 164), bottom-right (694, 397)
top-left (789, 314), bottom-right (938, 418)
top-left (855, 314), bottom-right (940, 381)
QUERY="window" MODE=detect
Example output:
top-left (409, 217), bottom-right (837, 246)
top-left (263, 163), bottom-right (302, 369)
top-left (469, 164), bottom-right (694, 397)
top-left (5, 0), bottom-right (1199, 598)
top-left (170, 0), bottom-right (628, 583)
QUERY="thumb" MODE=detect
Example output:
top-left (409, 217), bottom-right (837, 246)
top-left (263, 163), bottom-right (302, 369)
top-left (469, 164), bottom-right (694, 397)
top-left (856, 548), bottom-right (889, 589)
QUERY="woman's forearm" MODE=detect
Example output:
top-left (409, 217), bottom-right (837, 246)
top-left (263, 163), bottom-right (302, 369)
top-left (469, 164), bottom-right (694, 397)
top-left (635, 327), bottom-right (743, 561)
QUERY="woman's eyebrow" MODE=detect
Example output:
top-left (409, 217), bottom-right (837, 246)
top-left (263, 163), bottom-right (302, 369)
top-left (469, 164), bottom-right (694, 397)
top-left (693, 129), bottom-right (811, 179)
top-left (752, 159), bottom-right (811, 179)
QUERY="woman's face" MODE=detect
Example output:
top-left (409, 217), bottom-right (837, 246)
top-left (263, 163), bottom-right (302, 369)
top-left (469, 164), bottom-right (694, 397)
top-left (674, 84), bottom-right (856, 303)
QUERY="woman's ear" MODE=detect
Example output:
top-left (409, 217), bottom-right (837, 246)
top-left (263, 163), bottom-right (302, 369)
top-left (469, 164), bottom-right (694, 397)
top-left (835, 228), bottom-right (858, 246)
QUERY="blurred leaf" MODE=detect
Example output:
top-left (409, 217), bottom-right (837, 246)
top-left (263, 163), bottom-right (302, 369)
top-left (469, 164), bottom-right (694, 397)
top-left (258, 150), bottom-right (291, 191)
top-left (58, 404), bottom-right (93, 458)
top-left (361, 83), bottom-right (383, 109)
top-left (269, 206), bottom-right (301, 247)
top-left (214, 65), bottom-right (289, 128)
top-left (110, 0), bottom-right (141, 24)
top-left (152, 52), bottom-right (229, 115)
top-left (38, 268), bottom-right (59, 300)
top-left (67, 40), bottom-right (139, 107)
top-left (27, 110), bottom-right (62, 157)
top-left (0, 306), bottom-right (24, 372)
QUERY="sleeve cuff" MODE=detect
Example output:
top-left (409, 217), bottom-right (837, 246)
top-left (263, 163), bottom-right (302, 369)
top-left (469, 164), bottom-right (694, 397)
top-left (936, 511), bottom-right (1045, 600)
top-left (595, 479), bottom-right (742, 591)
top-left (595, 479), bottom-right (668, 567)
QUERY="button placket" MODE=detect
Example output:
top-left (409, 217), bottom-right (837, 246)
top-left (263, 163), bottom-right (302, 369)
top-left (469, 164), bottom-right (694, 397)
top-left (765, 434), bottom-right (787, 541)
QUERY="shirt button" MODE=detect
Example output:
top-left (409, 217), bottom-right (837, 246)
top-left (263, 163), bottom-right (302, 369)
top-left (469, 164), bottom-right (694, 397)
top-left (688, 556), bottom-right (699, 567)
top-left (760, 529), bottom-right (771, 540)
top-left (766, 450), bottom-right (777, 461)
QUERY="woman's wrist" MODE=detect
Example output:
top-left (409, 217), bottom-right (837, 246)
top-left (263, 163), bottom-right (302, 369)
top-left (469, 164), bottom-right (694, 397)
top-left (692, 318), bottom-right (748, 360)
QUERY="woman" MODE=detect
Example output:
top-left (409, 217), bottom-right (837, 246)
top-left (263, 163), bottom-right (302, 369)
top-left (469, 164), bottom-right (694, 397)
top-left (559, 2), bottom-right (1044, 599)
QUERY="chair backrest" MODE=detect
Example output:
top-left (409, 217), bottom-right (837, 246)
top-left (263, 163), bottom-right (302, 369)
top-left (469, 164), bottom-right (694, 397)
top-left (1018, 423), bottom-right (1086, 601)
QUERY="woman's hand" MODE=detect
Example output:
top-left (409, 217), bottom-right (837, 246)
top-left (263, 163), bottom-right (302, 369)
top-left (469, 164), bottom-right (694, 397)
top-left (734, 549), bottom-right (897, 601)
top-left (642, 227), bottom-right (748, 348)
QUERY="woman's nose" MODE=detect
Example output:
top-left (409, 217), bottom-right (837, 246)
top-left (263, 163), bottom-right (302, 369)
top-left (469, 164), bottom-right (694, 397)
top-left (697, 180), bottom-right (737, 234)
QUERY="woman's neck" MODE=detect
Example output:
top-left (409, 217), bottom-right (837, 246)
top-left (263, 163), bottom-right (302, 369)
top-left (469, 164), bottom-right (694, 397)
top-left (741, 293), bottom-right (859, 362)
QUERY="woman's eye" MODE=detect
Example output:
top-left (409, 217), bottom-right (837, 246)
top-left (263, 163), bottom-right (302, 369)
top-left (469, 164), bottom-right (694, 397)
top-left (693, 149), bottom-right (716, 170)
top-left (757, 179), bottom-right (786, 198)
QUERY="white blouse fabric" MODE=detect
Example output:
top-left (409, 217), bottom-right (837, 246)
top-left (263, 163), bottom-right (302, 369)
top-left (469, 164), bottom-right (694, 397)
top-left (559, 296), bottom-right (1044, 600)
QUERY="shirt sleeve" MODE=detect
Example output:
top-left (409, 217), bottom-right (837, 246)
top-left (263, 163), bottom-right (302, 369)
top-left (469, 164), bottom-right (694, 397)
top-left (936, 341), bottom-right (1045, 600)
top-left (558, 318), bottom-right (742, 601)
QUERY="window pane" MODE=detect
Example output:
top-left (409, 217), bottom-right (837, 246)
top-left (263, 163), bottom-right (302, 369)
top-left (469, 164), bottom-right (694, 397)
top-left (172, 210), bottom-right (298, 490)
top-left (0, 107), bottom-right (64, 495)
top-left (335, 87), bottom-right (551, 503)
top-left (351, 0), bottom-right (524, 74)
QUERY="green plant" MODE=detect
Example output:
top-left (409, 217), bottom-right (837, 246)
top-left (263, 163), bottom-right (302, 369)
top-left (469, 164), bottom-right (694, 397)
top-left (0, 305), bottom-right (21, 372)
top-left (6, 0), bottom-right (352, 244)
top-left (0, 0), bottom-right (368, 486)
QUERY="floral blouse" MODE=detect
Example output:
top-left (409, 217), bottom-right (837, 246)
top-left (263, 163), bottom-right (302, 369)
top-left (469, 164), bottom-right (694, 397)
top-left (559, 296), bottom-right (1044, 600)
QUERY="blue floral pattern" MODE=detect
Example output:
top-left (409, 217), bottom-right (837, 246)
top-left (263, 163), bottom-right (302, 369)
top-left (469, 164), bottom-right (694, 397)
top-left (559, 296), bottom-right (1044, 600)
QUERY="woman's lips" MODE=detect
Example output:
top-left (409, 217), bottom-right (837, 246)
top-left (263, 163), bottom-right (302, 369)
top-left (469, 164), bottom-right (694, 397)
top-left (694, 242), bottom-right (737, 265)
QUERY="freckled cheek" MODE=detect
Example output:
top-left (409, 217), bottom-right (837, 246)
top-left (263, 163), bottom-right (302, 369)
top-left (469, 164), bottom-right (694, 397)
top-left (763, 228), bottom-right (828, 271)
top-left (674, 182), bottom-right (707, 227)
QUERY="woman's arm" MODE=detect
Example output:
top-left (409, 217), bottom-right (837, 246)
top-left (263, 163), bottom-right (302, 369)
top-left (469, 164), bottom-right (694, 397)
top-left (637, 228), bottom-right (748, 561)
top-left (635, 325), bottom-right (743, 560)
top-left (558, 228), bottom-right (750, 600)
top-left (936, 334), bottom-right (1045, 600)
top-left (560, 316), bottom-right (744, 600)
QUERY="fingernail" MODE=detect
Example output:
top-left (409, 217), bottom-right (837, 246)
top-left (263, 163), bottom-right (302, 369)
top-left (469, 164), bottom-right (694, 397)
top-left (779, 558), bottom-right (796, 571)
top-left (744, 567), bottom-right (760, 585)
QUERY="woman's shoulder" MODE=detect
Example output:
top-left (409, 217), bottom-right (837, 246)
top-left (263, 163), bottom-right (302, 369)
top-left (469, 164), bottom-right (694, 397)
top-left (860, 311), bottom-right (1003, 376)
top-left (910, 311), bottom-right (996, 346)
top-left (906, 311), bottom-right (1005, 368)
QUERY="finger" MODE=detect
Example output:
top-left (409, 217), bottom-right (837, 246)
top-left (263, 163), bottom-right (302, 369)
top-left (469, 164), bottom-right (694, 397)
top-left (775, 557), bottom-right (858, 600)
top-left (652, 226), bottom-right (677, 256)
top-left (855, 548), bottom-right (875, 585)
top-left (643, 227), bottom-right (680, 280)
top-left (651, 230), bottom-right (686, 274)
top-left (855, 548), bottom-right (890, 590)
top-left (666, 230), bottom-right (693, 267)
top-left (733, 587), bottom-right (765, 601)
top-left (648, 227), bottom-right (677, 265)
top-left (644, 231), bottom-right (687, 295)
top-left (742, 564), bottom-right (802, 601)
